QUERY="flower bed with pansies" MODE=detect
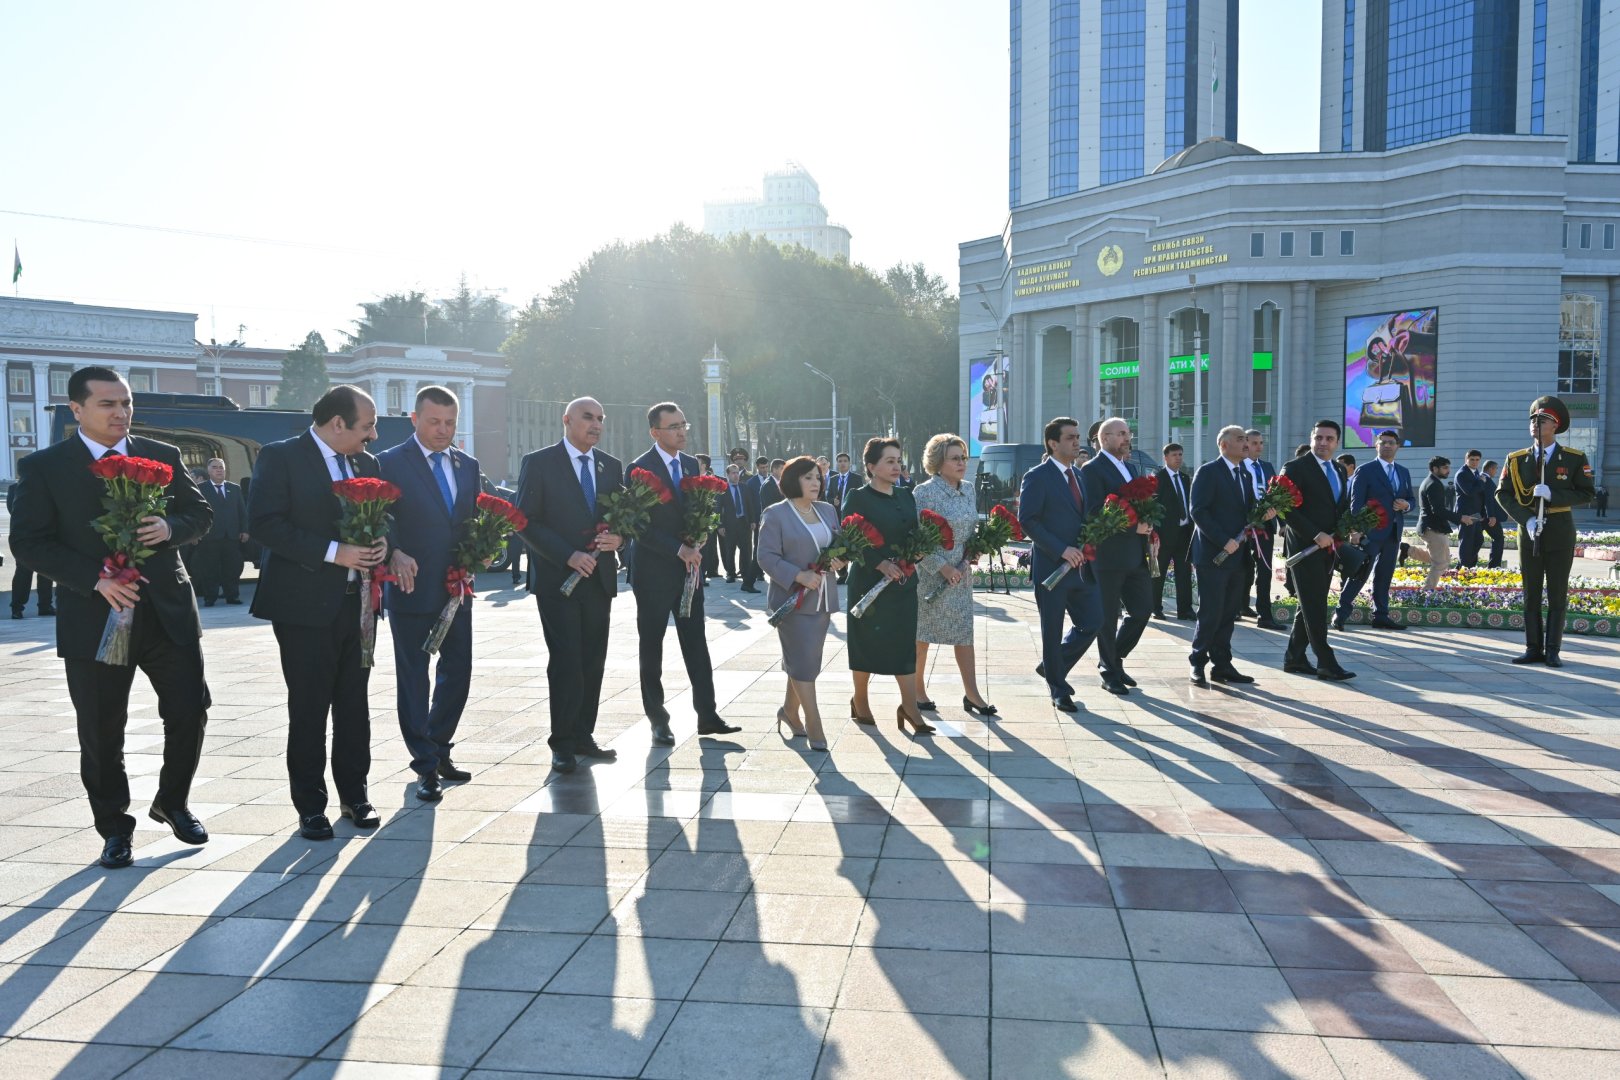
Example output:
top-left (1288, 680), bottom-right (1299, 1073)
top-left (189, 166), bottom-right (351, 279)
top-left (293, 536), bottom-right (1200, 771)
top-left (1269, 579), bottom-right (1620, 636)
top-left (1399, 528), bottom-right (1620, 554)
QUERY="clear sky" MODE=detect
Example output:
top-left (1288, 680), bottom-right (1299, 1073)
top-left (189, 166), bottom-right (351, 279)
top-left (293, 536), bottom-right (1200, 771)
top-left (1, 0), bottom-right (1322, 351)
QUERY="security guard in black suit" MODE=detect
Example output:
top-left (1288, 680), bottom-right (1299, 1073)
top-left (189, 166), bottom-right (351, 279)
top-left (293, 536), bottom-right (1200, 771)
top-left (1501, 395), bottom-right (1595, 668)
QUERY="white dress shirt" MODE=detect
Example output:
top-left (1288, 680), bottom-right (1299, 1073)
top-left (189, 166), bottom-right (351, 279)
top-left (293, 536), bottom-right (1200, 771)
top-left (311, 426), bottom-right (354, 571)
top-left (1099, 449), bottom-right (1133, 483)
top-left (564, 435), bottom-right (597, 496)
top-left (79, 431), bottom-right (129, 459)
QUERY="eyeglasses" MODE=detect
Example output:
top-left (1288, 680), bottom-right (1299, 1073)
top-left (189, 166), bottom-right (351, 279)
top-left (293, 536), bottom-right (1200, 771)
top-left (658, 422), bottom-right (692, 432)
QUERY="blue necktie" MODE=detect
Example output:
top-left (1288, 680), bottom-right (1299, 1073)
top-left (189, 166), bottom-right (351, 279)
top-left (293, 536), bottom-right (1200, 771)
top-left (335, 454), bottom-right (350, 480)
top-left (731, 486), bottom-right (742, 517)
top-left (430, 451), bottom-right (454, 514)
top-left (1324, 460), bottom-right (1340, 501)
top-left (578, 454), bottom-right (595, 512)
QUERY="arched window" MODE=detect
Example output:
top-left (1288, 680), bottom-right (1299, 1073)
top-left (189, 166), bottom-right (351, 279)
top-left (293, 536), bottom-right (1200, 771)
top-left (1099, 317), bottom-right (1140, 426)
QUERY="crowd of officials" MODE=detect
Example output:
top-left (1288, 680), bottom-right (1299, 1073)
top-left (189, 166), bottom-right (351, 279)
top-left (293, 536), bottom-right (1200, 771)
top-left (2, 365), bottom-right (1598, 871)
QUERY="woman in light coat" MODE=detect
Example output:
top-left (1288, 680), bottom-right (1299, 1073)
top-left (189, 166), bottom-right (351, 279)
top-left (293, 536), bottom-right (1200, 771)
top-left (757, 456), bottom-right (844, 750)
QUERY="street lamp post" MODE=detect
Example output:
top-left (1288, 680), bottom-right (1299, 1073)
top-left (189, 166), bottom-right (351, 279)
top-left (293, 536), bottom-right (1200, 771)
top-left (1189, 275), bottom-right (1202, 463)
top-left (194, 328), bottom-right (245, 399)
top-left (804, 363), bottom-right (837, 462)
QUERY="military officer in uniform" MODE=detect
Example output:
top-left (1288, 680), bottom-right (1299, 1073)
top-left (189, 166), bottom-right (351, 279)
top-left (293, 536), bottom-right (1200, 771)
top-left (1501, 395), bottom-right (1595, 668)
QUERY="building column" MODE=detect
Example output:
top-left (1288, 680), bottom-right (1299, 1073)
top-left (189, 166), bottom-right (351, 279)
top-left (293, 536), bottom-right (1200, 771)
top-left (1031, 322), bottom-right (1047, 440)
top-left (1288, 283), bottom-right (1312, 449)
top-left (1138, 294), bottom-right (1162, 454)
top-left (1210, 283), bottom-right (1241, 437)
top-left (370, 377), bottom-right (390, 414)
top-left (459, 382), bottom-right (476, 456)
top-left (1010, 314), bottom-right (1029, 442)
top-left (1604, 281), bottom-right (1620, 486)
top-left (1071, 303), bottom-right (1091, 424)
top-left (31, 361), bottom-right (51, 448)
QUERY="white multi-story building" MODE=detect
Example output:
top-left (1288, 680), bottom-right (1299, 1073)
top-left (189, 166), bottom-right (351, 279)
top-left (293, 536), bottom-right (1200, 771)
top-left (703, 164), bottom-right (852, 261)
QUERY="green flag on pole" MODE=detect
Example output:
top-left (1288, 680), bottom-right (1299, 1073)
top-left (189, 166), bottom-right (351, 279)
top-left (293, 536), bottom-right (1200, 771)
top-left (11, 243), bottom-right (19, 285)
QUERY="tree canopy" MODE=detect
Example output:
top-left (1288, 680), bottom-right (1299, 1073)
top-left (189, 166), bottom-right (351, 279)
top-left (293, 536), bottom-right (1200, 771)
top-left (344, 278), bottom-right (511, 352)
top-left (277, 331), bottom-right (330, 412)
top-left (502, 226), bottom-right (957, 463)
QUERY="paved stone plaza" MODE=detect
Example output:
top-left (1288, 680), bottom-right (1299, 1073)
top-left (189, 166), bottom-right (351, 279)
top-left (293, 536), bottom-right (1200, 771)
top-left (2, 578), bottom-right (1620, 1079)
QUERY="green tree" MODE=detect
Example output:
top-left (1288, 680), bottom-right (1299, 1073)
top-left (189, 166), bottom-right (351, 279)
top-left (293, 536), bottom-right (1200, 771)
top-left (278, 332), bottom-right (331, 412)
top-left (344, 291), bottom-right (444, 348)
top-left (438, 275), bottom-right (512, 352)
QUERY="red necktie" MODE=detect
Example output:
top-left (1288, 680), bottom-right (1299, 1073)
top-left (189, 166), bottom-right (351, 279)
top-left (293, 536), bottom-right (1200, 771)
top-left (1067, 467), bottom-right (1084, 510)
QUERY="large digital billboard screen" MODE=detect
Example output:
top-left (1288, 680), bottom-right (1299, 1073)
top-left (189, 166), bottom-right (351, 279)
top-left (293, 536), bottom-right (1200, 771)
top-left (1344, 308), bottom-right (1438, 448)
top-left (968, 354), bottom-right (1010, 456)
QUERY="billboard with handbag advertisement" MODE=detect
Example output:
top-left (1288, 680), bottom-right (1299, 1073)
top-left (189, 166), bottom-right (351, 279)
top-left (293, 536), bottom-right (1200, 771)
top-left (968, 354), bottom-right (1010, 456)
top-left (1344, 308), bottom-right (1438, 448)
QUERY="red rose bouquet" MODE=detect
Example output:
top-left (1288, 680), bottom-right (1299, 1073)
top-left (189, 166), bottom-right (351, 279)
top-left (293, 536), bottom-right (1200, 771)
top-left (1214, 473), bottom-right (1305, 567)
top-left (87, 454), bottom-right (174, 665)
top-left (1119, 475), bottom-right (1164, 579)
top-left (560, 466), bottom-right (666, 597)
top-left (850, 508), bottom-right (952, 619)
top-left (333, 476), bottom-right (401, 667)
top-left (422, 493), bottom-right (528, 655)
top-left (1284, 497), bottom-right (1390, 569)
top-left (677, 473), bottom-right (730, 616)
top-left (922, 503), bottom-right (1024, 603)
top-left (1040, 493), bottom-right (1134, 590)
top-left (767, 512), bottom-right (883, 626)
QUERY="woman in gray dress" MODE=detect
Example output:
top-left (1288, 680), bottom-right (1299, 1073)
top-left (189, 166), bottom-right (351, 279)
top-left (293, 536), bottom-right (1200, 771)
top-left (913, 434), bottom-right (996, 715)
top-left (757, 456), bottom-right (844, 751)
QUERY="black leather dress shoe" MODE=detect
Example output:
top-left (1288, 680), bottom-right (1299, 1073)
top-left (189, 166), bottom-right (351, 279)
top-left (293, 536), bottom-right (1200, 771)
top-left (1255, 618), bottom-right (1283, 630)
top-left (1101, 678), bottom-right (1129, 696)
top-left (225, 598), bottom-right (243, 606)
top-left (202, 599), bottom-right (216, 608)
top-left (99, 833), bottom-right (134, 868)
top-left (551, 753), bottom-right (578, 773)
top-left (1052, 695), bottom-right (1079, 713)
top-left (1152, 610), bottom-right (1167, 620)
top-left (651, 722), bottom-right (676, 746)
top-left (576, 742), bottom-right (618, 760)
top-left (1035, 662), bottom-right (1046, 679)
top-left (1282, 660), bottom-right (1318, 675)
top-left (1190, 666), bottom-right (1209, 688)
top-left (741, 586), bottom-right (761, 594)
top-left (1212, 667), bottom-right (1256, 685)
top-left (1176, 612), bottom-right (1196, 621)
top-left (1239, 607), bottom-right (1258, 617)
top-left (9, 611), bottom-right (21, 620)
top-left (416, 775), bottom-right (444, 802)
top-left (1317, 667), bottom-right (1356, 682)
top-left (149, 804), bottom-right (208, 845)
top-left (38, 606), bottom-right (55, 616)
top-left (1331, 614), bottom-right (1348, 631)
top-left (1510, 651), bottom-right (1546, 665)
top-left (697, 718), bottom-right (743, 735)
top-left (1544, 653), bottom-right (1564, 668)
top-left (437, 760), bottom-right (472, 782)
top-left (340, 802), bottom-right (380, 828)
top-left (1368, 616), bottom-right (1405, 630)
top-left (1117, 672), bottom-right (1138, 688)
top-left (299, 814), bottom-right (334, 840)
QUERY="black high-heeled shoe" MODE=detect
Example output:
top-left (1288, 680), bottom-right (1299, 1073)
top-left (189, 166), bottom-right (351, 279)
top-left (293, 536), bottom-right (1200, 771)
top-left (897, 706), bottom-right (935, 736)
top-left (916, 698), bottom-right (938, 711)
top-left (962, 696), bottom-right (998, 716)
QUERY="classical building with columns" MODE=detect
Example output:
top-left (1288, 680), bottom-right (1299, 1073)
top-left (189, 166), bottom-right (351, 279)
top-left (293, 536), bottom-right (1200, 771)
top-left (2, 296), bottom-right (508, 480)
top-left (960, 134), bottom-right (1620, 482)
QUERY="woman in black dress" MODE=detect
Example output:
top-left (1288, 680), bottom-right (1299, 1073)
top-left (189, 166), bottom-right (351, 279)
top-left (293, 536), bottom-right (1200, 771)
top-left (844, 437), bottom-right (932, 735)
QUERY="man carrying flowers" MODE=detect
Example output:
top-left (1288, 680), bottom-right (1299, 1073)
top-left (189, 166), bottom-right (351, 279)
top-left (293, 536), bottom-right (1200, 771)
top-left (1080, 417), bottom-right (1155, 695)
top-left (10, 366), bottom-right (215, 868)
top-left (250, 384), bottom-right (389, 840)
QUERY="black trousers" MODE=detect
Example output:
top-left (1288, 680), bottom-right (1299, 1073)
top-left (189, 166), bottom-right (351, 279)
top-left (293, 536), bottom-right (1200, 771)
top-left (193, 538), bottom-right (244, 601)
top-left (701, 533), bottom-right (719, 579)
top-left (10, 561), bottom-right (53, 613)
top-left (1522, 539), bottom-right (1574, 655)
top-left (1285, 549), bottom-right (1340, 669)
top-left (719, 523), bottom-right (755, 585)
top-left (1153, 530), bottom-right (1194, 617)
top-left (536, 583), bottom-right (611, 753)
top-left (65, 601), bottom-right (209, 838)
top-left (1190, 556), bottom-right (1248, 667)
top-left (1096, 565), bottom-right (1152, 679)
top-left (273, 592), bottom-right (371, 817)
top-left (636, 574), bottom-right (718, 722)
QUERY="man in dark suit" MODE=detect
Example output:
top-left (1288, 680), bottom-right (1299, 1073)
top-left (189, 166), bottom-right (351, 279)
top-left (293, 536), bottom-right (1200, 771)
top-left (1280, 420), bottom-right (1356, 680)
top-left (513, 397), bottom-right (625, 772)
top-left (718, 462), bottom-right (757, 588)
top-left (1243, 429), bottom-right (1282, 629)
top-left (1188, 425), bottom-right (1273, 686)
top-left (379, 386), bottom-right (479, 803)
top-left (744, 456), bottom-right (770, 585)
top-left (1418, 456), bottom-right (1475, 588)
top-left (1335, 429), bottom-right (1415, 630)
top-left (194, 457), bottom-right (249, 607)
top-left (7, 481), bottom-right (54, 618)
top-left (826, 452), bottom-right (856, 512)
top-left (250, 384), bottom-right (388, 840)
top-left (632, 403), bottom-right (742, 746)
top-left (1152, 442), bottom-right (1194, 621)
top-left (760, 458), bottom-right (786, 512)
top-left (10, 366), bottom-right (213, 868)
top-left (1455, 449), bottom-right (1488, 567)
top-left (1018, 416), bottom-right (1102, 713)
top-left (1080, 416), bottom-right (1153, 694)
top-left (1479, 460), bottom-right (1507, 568)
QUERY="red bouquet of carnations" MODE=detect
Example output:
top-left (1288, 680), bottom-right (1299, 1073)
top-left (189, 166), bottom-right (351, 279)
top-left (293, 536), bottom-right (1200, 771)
top-left (560, 466), bottom-right (666, 597)
top-left (767, 512), bottom-right (882, 626)
top-left (1214, 473), bottom-right (1305, 567)
top-left (1040, 493), bottom-right (1135, 590)
top-left (422, 493), bottom-right (528, 655)
top-left (850, 509), bottom-right (952, 619)
top-left (87, 454), bottom-right (174, 665)
top-left (333, 476), bottom-right (401, 667)
top-left (677, 473), bottom-right (730, 616)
